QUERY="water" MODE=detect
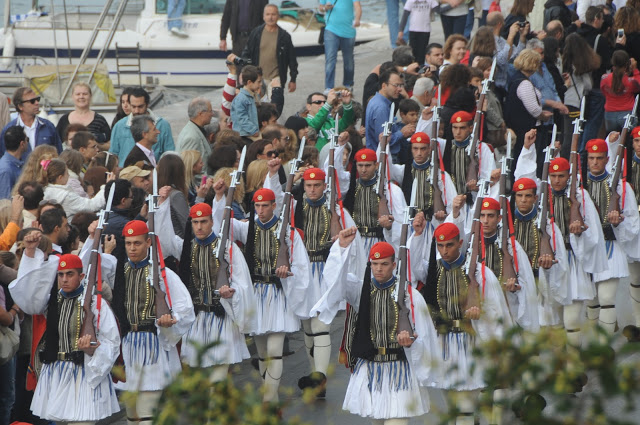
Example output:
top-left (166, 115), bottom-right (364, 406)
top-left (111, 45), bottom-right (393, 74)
top-left (1, 0), bottom-right (387, 27)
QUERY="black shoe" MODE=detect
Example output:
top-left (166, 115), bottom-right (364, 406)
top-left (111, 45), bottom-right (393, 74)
top-left (298, 374), bottom-right (313, 390)
top-left (623, 325), bottom-right (640, 342)
top-left (521, 393), bottom-right (547, 421)
top-left (310, 372), bottom-right (327, 398)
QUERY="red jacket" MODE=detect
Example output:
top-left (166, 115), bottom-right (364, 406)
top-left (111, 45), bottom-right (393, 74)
top-left (601, 69), bottom-right (640, 112)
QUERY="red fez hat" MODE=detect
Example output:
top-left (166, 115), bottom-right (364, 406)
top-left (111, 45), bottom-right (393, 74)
top-left (450, 111), bottom-right (474, 124)
top-left (410, 132), bottom-right (430, 144)
top-left (355, 148), bottom-right (377, 163)
top-left (481, 197), bottom-right (501, 211)
top-left (369, 242), bottom-right (395, 260)
top-left (252, 188), bottom-right (276, 202)
top-left (123, 220), bottom-right (149, 237)
top-left (549, 157), bottom-right (570, 173)
top-left (513, 178), bottom-right (537, 192)
top-left (434, 222), bottom-right (460, 242)
top-left (632, 126), bottom-right (640, 139)
top-left (190, 203), bottom-right (212, 219)
top-left (58, 254), bottom-right (83, 271)
top-left (585, 139), bottom-right (608, 154)
top-left (303, 168), bottom-right (326, 181)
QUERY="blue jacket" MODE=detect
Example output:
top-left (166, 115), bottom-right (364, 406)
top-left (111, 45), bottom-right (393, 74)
top-left (0, 117), bottom-right (63, 160)
top-left (231, 88), bottom-right (259, 137)
top-left (110, 111), bottom-right (175, 167)
top-left (365, 93), bottom-right (393, 150)
top-left (0, 153), bottom-right (23, 199)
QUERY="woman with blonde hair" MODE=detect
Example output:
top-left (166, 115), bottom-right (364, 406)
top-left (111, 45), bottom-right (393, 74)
top-left (59, 149), bottom-right (87, 198)
top-left (180, 150), bottom-right (205, 205)
top-left (213, 167), bottom-right (246, 219)
top-left (11, 145), bottom-right (58, 195)
top-left (243, 159), bottom-right (269, 212)
top-left (56, 82), bottom-right (111, 150)
top-left (281, 128), bottom-right (299, 174)
top-left (441, 34), bottom-right (467, 71)
top-left (505, 49), bottom-right (553, 168)
top-left (40, 158), bottom-right (112, 219)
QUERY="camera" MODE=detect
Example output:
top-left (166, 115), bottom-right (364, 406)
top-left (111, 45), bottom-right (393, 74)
top-left (225, 57), bottom-right (249, 67)
top-left (518, 21), bottom-right (528, 28)
top-left (336, 92), bottom-right (342, 98)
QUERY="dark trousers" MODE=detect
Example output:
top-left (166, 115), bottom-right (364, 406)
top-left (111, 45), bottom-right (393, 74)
top-left (232, 32), bottom-right (250, 56)
top-left (441, 14), bottom-right (467, 39)
top-left (409, 31), bottom-right (430, 65)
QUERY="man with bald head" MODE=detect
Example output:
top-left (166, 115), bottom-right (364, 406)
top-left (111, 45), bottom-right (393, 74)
top-left (177, 97), bottom-right (215, 176)
top-left (546, 19), bottom-right (565, 42)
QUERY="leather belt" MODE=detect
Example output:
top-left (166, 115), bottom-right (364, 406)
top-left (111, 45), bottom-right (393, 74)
top-left (376, 347), bottom-right (405, 356)
top-left (130, 323), bottom-right (156, 333)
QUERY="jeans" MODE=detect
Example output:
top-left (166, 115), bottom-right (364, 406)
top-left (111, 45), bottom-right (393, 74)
top-left (0, 355), bottom-right (16, 425)
top-left (441, 14), bottom-right (467, 39)
top-left (479, 9), bottom-right (489, 26)
top-left (580, 88), bottom-right (605, 151)
top-left (167, 0), bottom-right (185, 29)
top-left (604, 110), bottom-right (629, 132)
top-left (386, 0), bottom-right (409, 48)
top-left (324, 29), bottom-right (355, 90)
top-left (409, 31), bottom-right (430, 66)
top-left (464, 8), bottom-right (475, 39)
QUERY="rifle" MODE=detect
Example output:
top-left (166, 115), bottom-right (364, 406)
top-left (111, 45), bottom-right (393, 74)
top-left (537, 126), bottom-right (556, 264)
top-left (327, 116), bottom-right (343, 239)
top-left (608, 95), bottom-right (639, 215)
top-left (464, 180), bottom-right (490, 312)
top-left (499, 156), bottom-right (518, 283)
top-left (569, 97), bottom-right (586, 231)
top-left (430, 136), bottom-right (447, 217)
top-left (148, 169), bottom-right (172, 318)
top-left (395, 179), bottom-right (417, 337)
top-left (376, 103), bottom-right (395, 219)
top-left (466, 58), bottom-right (496, 184)
top-left (215, 146), bottom-right (247, 288)
top-left (432, 84), bottom-right (442, 141)
top-left (275, 134), bottom-right (307, 270)
top-left (80, 183), bottom-right (115, 355)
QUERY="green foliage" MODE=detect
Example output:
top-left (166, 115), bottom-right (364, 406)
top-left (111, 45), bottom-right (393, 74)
top-left (440, 325), bottom-right (640, 425)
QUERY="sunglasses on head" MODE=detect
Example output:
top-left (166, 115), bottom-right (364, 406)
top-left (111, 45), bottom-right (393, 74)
top-left (20, 96), bottom-right (41, 105)
top-left (265, 150), bottom-right (279, 157)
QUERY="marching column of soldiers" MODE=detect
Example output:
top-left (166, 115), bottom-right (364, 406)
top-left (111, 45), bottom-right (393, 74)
top-left (9, 79), bottom-right (640, 425)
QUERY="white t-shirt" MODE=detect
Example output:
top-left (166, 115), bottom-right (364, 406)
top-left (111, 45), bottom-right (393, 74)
top-left (403, 0), bottom-right (439, 32)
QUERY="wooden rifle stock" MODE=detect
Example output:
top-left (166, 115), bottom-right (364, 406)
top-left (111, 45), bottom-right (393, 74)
top-left (569, 133), bottom-right (586, 230)
top-left (465, 92), bottom-right (487, 183)
top-left (607, 130), bottom-right (627, 215)
top-left (377, 134), bottom-right (391, 219)
top-left (80, 228), bottom-right (101, 356)
top-left (396, 219), bottom-right (413, 335)
top-left (148, 209), bottom-right (172, 318)
top-left (499, 173), bottom-right (517, 282)
top-left (431, 138), bottom-right (446, 216)
top-left (538, 150), bottom-right (554, 261)
top-left (465, 198), bottom-right (483, 312)
top-left (215, 185), bottom-right (235, 289)
top-left (328, 140), bottom-right (342, 239)
top-left (276, 170), bottom-right (295, 270)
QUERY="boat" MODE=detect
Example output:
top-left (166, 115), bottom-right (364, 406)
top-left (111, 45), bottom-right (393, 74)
top-left (0, 0), bottom-right (387, 90)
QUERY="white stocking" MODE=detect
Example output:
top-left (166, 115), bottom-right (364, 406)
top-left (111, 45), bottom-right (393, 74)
top-left (563, 302), bottom-right (583, 348)
top-left (310, 316), bottom-right (331, 376)
top-left (628, 262), bottom-right (640, 327)
top-left (597, 279), bottom-right (618, 336)
top-left (301, 319), bottom-right (315, 372)
top-left (254, 333), bottom-right (285, 403)
top-left (209, 364), bottom-right (229, 383)
top-left (491, 388), bottom-right (508, 425)
top-left (125, 390), bottom-right (163, 425)
top-left (453, 390), bottom-right (477, 425)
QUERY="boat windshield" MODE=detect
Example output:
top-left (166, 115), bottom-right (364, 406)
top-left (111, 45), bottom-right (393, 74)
top-left (155, 0), bottom-right (226, 14)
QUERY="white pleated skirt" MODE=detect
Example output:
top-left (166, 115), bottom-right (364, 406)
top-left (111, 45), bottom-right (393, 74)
top-left (121, 331), bottom-right (182, 392)
top-left (435, 332), bottom-right (485, 391)
top-left (181, 311), bottom-right (250, 367)
top-left (251, 282), bottom-right (300, 335)
top-left (593, 241), bottom-right (629, 282)
top-left (32, 360), bottom-right (120, 422)
top-left (343, 358), bottom-right (429, 419)
top-left (564, 250), bottom-right (597, 302)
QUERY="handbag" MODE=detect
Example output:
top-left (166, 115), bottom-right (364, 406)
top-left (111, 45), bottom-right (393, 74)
top-left (0, 315), bottom-right (20, 365)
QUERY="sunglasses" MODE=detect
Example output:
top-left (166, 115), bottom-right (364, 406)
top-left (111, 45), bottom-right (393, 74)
top-left (311, 100), bottom-right (326, 105)
top-left (20, 96), bottom-right (41, 105)
top-left (265, 150), bottom-right (279, 157)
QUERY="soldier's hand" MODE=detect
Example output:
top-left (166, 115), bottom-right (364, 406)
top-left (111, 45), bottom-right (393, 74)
top-left (267, 157), bottom-right (282, 176)
top-left (338, 226), bottom-right (357, 248)
top-left (23, 230), bottom-right (42, 254)
top-left (607, 210), bottom-right (624, 226)
top-left (219, 285), bottom-right (236, 299)
top-left (434, 210), bottom-right (447, 221)
top-left (77, 335), bottom-right (100, 353)
top-left (422, 106), bottom-right (434, 121)
top-left (464, 306), bottom-right (481, 320)
top-left (158, 186), bottom-right (172, 202)
top-left (397, 330), bottom-right (417, 347)
top-left (569, 219), bottom-right (587, 235)
top-left (10, 195), bottom-right (24, 226)
top-left (412, 211), bottom-right (427, 236)
top-left (157, 314), bottom-right (177, 328)
top-left (466, 179), bottom-right (479, 192)
top-left (275, 265), bottom-right (292, 279)
top-left (538, 253), bottom-right (555, 269)
top-left (378, 215), bottom-right (394, 230)
top-left (401, 123), bottom-right (416, 138)
top-left (504, 277), bottom-right (521, 292)
top-left (452, 194), bottom-right (466, 218)
top-left (88, 220), bottom-right (99, 239)
top-left (608, 131), bottom-right (620, 144)
top-left (524, 128), bottom-right (537, 149)
top-left (490, 168), bottom-right (501, 183)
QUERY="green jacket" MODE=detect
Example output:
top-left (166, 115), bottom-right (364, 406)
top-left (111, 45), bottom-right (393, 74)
top-left (306, 102), bottom-right (354, 151)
